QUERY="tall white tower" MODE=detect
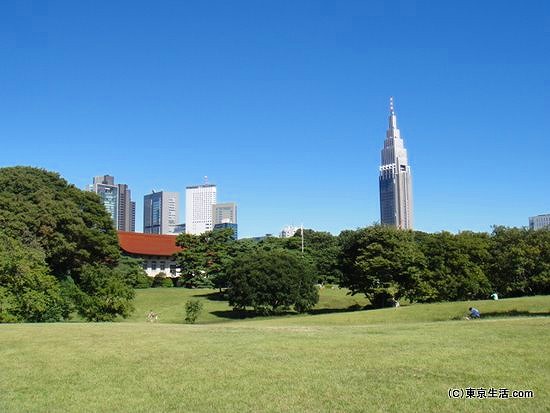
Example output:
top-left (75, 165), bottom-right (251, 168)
top-left (185, 181), bottom-right (217, 235)
top-left (379, 97), bottom-right (414, 229)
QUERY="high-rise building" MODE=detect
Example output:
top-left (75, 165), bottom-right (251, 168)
top-left (144, 191), bottom-right (180, 235)
top-left (213, 202), bottom-right (238, 239)
top-left (87, 175), bottom-right (135, 231)
top-left (88, 175), bottom-right (118, 227)
top-left (185, 183), bottom-right (217, 235)
top-left (117, 183), bottom-right (136, 232)
top-left (529, 214), bottom-right (550, 230)
top-left (379, 97), bottom-right (414, 229)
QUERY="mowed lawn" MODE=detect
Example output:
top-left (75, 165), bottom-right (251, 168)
top-left (122, 287), bottom-right (371, 324)
top-left (0, 295), bottom-right (548, 413)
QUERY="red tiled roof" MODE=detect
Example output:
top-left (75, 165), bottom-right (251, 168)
top-left (117, 231), bottom-right (183, 256)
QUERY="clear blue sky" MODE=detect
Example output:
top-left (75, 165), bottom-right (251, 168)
top-left (1, 0), bottom-right (549, 237)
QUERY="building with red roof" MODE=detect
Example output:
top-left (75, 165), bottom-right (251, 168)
top-left (117, 231), bottom-right (182, 278)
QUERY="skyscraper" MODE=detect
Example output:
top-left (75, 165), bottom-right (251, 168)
top-left (185, 182), bottom-right (217, 235)
top-left (87, 175), bottom-right (135, 231)
top-left (143, 191), bottom-right (180, 235)
top-left (117, 183), bottom-right (135, 232)
top-left (379, 97), bottom-right (414, 229)
top-left (88, 175), bottom-right (118, 227)
top-left (213, 202), bottom-right (238, 239)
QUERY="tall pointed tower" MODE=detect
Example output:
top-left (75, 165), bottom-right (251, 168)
top-left (379, 97), bottom-right (413, 229)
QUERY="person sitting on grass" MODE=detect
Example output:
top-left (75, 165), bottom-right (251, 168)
top-left (468, 307), bottom-right (481, 319)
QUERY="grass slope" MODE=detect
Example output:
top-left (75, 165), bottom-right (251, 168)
top-left (123, 287), bottom-right (370, 324)
top-left (1, 295), bottom-right (548, 412)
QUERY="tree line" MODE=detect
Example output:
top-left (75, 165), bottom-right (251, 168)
top-left (173, 224), bottom-right (550, 310)
top-left (1, 166), bottom-right (549, 322)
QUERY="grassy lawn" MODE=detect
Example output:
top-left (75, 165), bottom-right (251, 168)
top-left (122, 287), bottom-right (370, 324)
top-left (1, 295), bottom-right (548, 412)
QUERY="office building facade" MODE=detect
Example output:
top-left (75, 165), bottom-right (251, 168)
top-left (185, 184), bottom-right (217, 235)
top-left (379, 97), bottom-right (414, 229)
top-left (87, 175), bottom-right (135, 232)
top-left (213, 202), bottom-right (238, 239)
top-left (144, 191), bottom-right (180, 235)
top-left (529, 214), bottom-right (550, 230)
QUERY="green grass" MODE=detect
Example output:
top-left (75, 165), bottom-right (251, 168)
top-left (122, 287), bottom-right (370, 324)
top-left (1, 294), bottom-right (549, 412)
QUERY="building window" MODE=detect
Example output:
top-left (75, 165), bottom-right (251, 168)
top-left (142, 261), bottom-right (148, 270)
top-left (170, 265), bottom-right (176, 275)
top-left (160, 261), bottom-right (165, 271)
top-left (151, 261), bottom-right (157, 271)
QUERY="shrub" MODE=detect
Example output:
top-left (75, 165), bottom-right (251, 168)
top-left (228, 249), bottom-right (319, 314)
top-left (185, 299), bottom-right (203, 324)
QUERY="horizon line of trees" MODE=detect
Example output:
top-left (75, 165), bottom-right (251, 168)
top-left (1, 166), bottom-right (549, 323)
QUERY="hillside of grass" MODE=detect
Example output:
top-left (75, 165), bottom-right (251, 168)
top-left (1, 300), bottom-right (548, 412)
top-left (123, 287), bottom-right (370, 324)
top-left (124, 287), bottom-right (549, 327)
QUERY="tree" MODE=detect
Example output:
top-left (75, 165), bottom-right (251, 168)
top-left (0, 231), bottom-right (67, 322)
top-left (291, 229), bottom-right (342, 284)
top-left (339, 226), bottom-right (427, 307)
top-left (116, 256), bottom-right (151, 288)
top-left (175, 228), bottom-right (236, 289)
top-left (415, 231), bottom-right (492, 302)
top-left (184, 299), bottom-right (203, 324)
top-left (0, 167), bottom-right (120, 277)
top-left (227, 249), bottom-right (319, 314)
top-left (74, 264), bottom-right (135, 321)
top-left (488, 226), bottom-right (550, 297)
top-left (0, 166), bottom-right (133, 321)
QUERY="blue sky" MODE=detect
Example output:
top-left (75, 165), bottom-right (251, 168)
top-left (1, 0), bottom-right (549, 237)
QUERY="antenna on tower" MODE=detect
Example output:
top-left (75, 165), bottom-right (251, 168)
top-left (390, 96), bottom-right (395, 114)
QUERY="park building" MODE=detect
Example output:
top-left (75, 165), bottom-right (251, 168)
top-left (117, 231), bottom-right (182, 278)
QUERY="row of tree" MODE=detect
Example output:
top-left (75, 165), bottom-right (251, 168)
top-left (1, 166), bottom-right (548, 321)
top-left (173, 225), bottom-right (550, 310)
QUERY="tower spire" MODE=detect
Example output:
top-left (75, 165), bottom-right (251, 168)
top-left (388, 96), bottom-right (398, 133)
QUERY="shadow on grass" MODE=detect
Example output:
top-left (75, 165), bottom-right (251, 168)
top-left (307, 304), bottom-right (373, 315)
top-left (210, 304), bottom-right (369, 320)
top-left (451, 310), bottom-right (550, 321)
top-left (482, 310), bottom-right (550, 319)
top-left (194, 291), bottom-right (227, 301)
top-left (210, 309), bottom-right (295, 320)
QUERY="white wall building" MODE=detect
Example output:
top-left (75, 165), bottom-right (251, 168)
top-left (213, 202), bottom-right (237, 225)
top-left (144, 191), bottom-right (179, 235)
top-left (529, 214), bottom-right (550, 230)
top-left (185, 183), bottom-right (217, 235)
top-left (280, 225), bottom-right (300, 238)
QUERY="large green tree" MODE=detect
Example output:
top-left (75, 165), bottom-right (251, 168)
top-left (339, 225), bottom-right (428, 307)
top-left (0, 231), bottom-right (67, 322)
top-left (227, 249), bottom-right (319, 314)
top-left (0, 166), bottom-right (134, 321)
top-left (175, 228), bottom-right (236, 288)
top-left (415, 231), bottom-right (492, 301)
top-left (291, 229), bottom-right (341, 284)
top-left (488, 226), bottom-right (550, 297)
